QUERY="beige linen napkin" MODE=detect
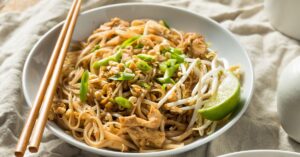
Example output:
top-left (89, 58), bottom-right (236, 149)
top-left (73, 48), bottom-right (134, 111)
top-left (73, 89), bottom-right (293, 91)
top-left (1, 0), bottom-right (300, 157)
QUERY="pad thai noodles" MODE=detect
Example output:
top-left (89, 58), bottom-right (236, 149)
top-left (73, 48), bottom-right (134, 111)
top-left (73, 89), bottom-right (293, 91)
top-left (49, 18), bottom-right (241, 152)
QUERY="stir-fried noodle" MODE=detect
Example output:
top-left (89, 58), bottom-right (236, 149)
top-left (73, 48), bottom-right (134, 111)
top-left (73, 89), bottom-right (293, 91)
top-left (49, 18), bottom-right (240, 152)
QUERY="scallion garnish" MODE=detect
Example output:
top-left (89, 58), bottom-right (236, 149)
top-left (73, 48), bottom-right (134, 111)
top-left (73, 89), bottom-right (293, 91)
top-left (140, 82), bottom-right (151, 90)
top-left (115, 96), bottom-right (132, 108)
top-left (159, 59), bottom-right (177, 73)
top-left (164, 64), bottom-right (179, 78)
top-left (120, 35), bottom-right (142, 49)
top-left (169, 47), bottom-right (185, 63)
top-left (134, 43), bottom-right (144, 49)
top-left (92, 56), bottom-right (116, 68)
top-left (137, 54), bottom-right (155, 62)
top-left (109, 72), bottom-right (135, 81)
top-left (93, 36), bottom-right (141, 69)
top-left (90, 44), bottom-right (100, 53)
top-left (158, 59), bottom-right (179, 84)
top-left (157, 77), bottom-right (175, 84)
top-left (161, 47), bottom-right (185, 63)
top-left (162, 20), bottom-right (170, 29)
top-left (137, 60), bottom-right (152, 72)
top-left (125, 60), bottom-right (133, 68)
top-left (162, 84), bottom-right (167, 91)
top-left (80, 70), bottom-right (89, 102)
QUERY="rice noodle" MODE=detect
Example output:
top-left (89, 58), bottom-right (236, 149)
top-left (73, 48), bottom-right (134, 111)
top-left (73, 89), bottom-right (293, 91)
top-left (49, 17), bottom-right (240, 152)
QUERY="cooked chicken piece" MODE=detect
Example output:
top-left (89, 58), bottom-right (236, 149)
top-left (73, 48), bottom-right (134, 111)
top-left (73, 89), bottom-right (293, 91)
top-left (115, 29), bottom-right (139, 39)
top-left (104, 17), bottom-right (129, 29)
top-left (191, 37), bottom-right (207, 57)
top-left (106, 140), bottom-right (129, 152)
top-left (126, 127), bottom-right (165, 148)
top-left (146, 20), bottom-right (169, 35)
top-left (119, 106), bottom-right (162, 129)
top-left (182, 33), bottom-right (207, 58)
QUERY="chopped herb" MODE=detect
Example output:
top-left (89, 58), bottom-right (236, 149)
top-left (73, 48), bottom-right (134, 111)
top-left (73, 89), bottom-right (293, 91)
top-left (162, 84), bottom-right (168, 91)
top-left (93, 36), bottom-right (142, 69)
top-left (137, 60), bottom-right (152, 72)
top-left (159, 59), bottom-right (177, 73)
top-left (164, 64), bottom-right (179, 78)
top-left (140, 82), bottom-right (151, 90)
top-left (109, 72), bottom-right (135, 81)
top-left (137, 54), bottom-right (155, 62)
top-left (125, 60), bottom-right (133, 68)
top-left (161, 47), bottom-right (185, 63)
top-left (169, 48), bottom-right (185, 63)
top-left (115, 96), bottom-right (132, 108)
top-left (90, 44), bottom-right (100, 53)
top-left (93, 49), bottom-right (124, 69)
top-left (157, 77), bottom-right (175, 84)
top-left (114, 49), bottom-right (123, 62)
top-left (134, 43), bottom-right (144, 49)
top-left (158, 59), bottom-right (179, 84)
top-left (120, 35), bottom-right (142, 49)
top-left (159, 62), bottom-right (168, 73)
top-left (92, 56), bottom-right (116, 68)
top-left (162, 20), bottom-right (170, 29)
top-left (169, 47), bottom-right (183, 55)
top-left (80, 71), bottom-right (89, 102)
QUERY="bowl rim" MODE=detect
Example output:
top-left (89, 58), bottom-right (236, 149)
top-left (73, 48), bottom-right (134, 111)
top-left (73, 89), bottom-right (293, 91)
top-left (22, 2), bottom-right (254, 157)
top-left (218, 150), bottom-right (300, 157)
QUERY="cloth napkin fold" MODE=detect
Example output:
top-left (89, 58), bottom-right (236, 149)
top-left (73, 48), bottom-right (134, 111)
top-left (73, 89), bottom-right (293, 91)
top-left (1, 0), bottom-right (300, 156)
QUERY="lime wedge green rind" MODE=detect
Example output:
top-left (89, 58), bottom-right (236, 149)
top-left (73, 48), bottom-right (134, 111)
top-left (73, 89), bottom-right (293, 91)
top-left (198, 72), bottom-right (241, 121)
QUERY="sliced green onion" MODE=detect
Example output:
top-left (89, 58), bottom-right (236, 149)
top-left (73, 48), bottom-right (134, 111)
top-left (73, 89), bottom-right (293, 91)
top-left (93, 49), bottom-right (124, 69)
top-left (158, 59), bottom-right (179, 84)
top-left (167, 58), bottom-right (177, 65)
top-left (120, 35), bottom-right (142, 49)
top-left (90, 44), bottom-right (100, 53)
top-left (93, 56), bottom-right (116, 68)
top-left (162, 84), bottom-right (167, 91)
top-left (137, 60), bottom-right (152, 72)
top-left (115, 96), bottom-right (132, 109)
top-left (125, 60), bottom-right (133, 68)
top-left (93, 36), bottom-right (141, 69)
top-left (169, 47), bottom-right (183, 54)
top-left (159, 59), bottom-right (177, 73)
top-left (114, 49), bottom-right (123, 62)
top-left (170, 53), bottom-right (185, 63)
top-left (161, 47), bottom-right (185, 63)
top-left (109, 72), bottom-right (135, 81)
top-left (134, 43), bottom-right (144, 49)
top-left (170, 53), bottom-right (184, 63)
top-left (164, 64), bottom-right (179, 78)
top-left (140, 82), bottom-right (151, 90)
top-left (137, 54), bottom-right (155, 62)
top-left (162, 20), bottom-right (170, 29)
top-left (159, 62), bottom-right (168, 73)
top-left (80, 70), bottom-right (89, 102)
top-left (157, 77), bottom-right (175, 84)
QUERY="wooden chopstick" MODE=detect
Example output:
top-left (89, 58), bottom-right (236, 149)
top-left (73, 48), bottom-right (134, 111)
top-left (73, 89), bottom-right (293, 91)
top-left (14, 0), bottom-right (81, 156)
top-left (28, 0), bottom-right (82, 153)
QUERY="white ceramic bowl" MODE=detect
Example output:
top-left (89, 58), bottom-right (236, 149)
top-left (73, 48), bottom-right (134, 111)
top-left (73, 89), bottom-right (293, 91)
top-left (22, 3), bottom-right (254, 157)
top-left (219, 150), bottom-right (300, 157)
top-left (265, 0), bottom-right (300, 40)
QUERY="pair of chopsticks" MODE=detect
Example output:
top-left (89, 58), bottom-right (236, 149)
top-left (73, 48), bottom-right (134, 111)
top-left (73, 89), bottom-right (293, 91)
top-left (15, 0), bottom-right (82, 156)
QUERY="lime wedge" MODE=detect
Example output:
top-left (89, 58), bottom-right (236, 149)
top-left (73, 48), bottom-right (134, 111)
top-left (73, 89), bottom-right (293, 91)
top-left (198, 72), bottom-right (240, 121)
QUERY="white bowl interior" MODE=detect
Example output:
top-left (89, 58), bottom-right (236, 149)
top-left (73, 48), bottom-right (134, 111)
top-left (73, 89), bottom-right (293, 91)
top-left (22, 3), bottom-right (254, 157)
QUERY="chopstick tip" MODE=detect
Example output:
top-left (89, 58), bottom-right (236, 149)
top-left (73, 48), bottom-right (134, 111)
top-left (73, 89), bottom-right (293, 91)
top-left (14, 151), bottom-right (24, 157)
top-left (28, 146), bottom-right (38, 153)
